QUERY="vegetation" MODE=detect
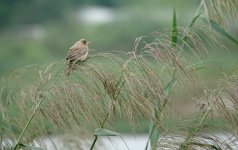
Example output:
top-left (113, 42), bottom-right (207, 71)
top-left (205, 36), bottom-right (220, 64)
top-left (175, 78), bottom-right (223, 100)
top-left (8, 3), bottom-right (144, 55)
top-left (1, 0), bottom-right (238, 150)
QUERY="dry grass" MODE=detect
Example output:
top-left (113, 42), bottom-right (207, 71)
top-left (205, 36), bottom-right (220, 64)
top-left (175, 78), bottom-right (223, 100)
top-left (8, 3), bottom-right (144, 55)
top-left (1, 4), bottom-right (238, 149)
top-left (201, 0), bottom-right (238, 28)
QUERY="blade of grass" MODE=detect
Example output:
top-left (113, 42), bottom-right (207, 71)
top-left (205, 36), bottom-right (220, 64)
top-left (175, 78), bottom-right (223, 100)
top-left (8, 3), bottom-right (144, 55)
top-left (183, 12), bottom-right (202, 41)
top-left (188, 12), bottom-right (202, 29)
top-left (94, 128), bottom-right (119, 136)
top-left (145, 110), bottom-right (159, 150)
top-left (146, 72), bottom-right (177, 150)
top-left (182, 1), bottom-right (203, 42)
top-left (202, 18), bottom-right (238, 44)
top-left (171, 7), bottom-right (178, 47)
top-left (144, 122), bottom-right (155, 150)
top-left (164, 72), bottom-right (177, 97)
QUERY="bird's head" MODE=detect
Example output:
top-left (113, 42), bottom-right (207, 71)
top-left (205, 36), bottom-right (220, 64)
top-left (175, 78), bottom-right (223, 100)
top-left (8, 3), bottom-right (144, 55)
top-left (79, 39), bottom-right (90, 46)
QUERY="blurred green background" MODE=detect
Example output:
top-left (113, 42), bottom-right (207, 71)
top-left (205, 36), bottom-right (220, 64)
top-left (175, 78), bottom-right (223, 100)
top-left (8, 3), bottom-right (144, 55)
top-left (1, 0), bottom-right (238, 90)
top-left (0, 0), bottom-right (203, 74)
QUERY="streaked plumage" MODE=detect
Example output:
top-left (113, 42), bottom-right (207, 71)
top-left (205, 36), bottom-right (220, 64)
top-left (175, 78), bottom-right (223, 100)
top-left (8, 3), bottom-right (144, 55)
top-left (65, 39), bottom-right (89, 76)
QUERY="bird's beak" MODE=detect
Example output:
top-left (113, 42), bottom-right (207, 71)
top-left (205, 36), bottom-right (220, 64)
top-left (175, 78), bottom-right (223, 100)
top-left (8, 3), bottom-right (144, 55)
top-left (88, 41), bottom-right (91, 44)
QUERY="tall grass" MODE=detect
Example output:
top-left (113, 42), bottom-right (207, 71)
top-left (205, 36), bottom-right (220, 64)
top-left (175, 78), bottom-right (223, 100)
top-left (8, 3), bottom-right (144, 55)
top-left (1, 0), bottom-right (238, 149)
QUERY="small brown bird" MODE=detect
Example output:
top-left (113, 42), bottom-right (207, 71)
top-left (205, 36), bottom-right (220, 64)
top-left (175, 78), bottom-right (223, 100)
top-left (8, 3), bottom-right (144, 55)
top-left (65, 39), bottom-right (90, 76)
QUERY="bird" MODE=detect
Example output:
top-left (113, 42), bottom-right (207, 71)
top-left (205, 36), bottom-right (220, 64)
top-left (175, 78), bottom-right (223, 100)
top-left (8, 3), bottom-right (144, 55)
top-left (65, 39), bottom-right (90, 76)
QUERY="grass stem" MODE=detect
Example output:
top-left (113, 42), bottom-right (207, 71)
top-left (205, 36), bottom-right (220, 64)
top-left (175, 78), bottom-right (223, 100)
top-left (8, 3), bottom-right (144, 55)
top-left (90, 113), bottom-right (109, 150)
top-left (90, 136), bottom-right (98, 150)
top-left (13, 97), bottom-right (45, 150)
top-left (180, 88), bottom-right (225, 149)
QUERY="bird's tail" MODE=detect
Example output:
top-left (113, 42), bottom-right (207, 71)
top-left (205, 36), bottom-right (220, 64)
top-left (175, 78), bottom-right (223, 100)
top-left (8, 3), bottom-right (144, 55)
top-left (66, 63), bottom-right (73, 76)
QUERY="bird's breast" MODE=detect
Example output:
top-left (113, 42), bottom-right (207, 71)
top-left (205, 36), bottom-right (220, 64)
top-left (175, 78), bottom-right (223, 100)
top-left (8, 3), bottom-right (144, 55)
top-left (78, 51), bottom-right (88, 61)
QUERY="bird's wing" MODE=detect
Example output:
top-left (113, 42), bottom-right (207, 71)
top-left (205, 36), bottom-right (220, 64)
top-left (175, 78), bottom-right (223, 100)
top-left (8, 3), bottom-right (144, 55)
top-left (66, 46), bottom-right (87, 61)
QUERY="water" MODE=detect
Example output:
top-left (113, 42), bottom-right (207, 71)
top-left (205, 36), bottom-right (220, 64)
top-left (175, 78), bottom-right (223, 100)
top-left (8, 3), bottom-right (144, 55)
top-left (32, 134), bottom-right (149, 150)
top-left (32, 133), bottom-right (238, 150)
top-left (2, 133), bottom-right (238, 149)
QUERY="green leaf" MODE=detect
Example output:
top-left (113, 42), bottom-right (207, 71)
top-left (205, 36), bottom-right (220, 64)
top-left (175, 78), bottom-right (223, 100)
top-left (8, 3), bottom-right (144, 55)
top-left (202, 18), bottom-right (238, 44)
top-left (164, 73), bottom-right (177, 97)
top-left (171, 7), bottom-right (178, 47)
top-left (145, 121), bottom-right (160, 150)
top-left (18, 143), bottom-right (44, 150)
top-left (145, 73), bottom-right (177, 150)
top-left (145, 114), bottom-right (157, 150)
top-left (150, 126), bottom-right (160, 150)
top-left (190, 66), bottom-right (207, 71)
top-left (94, 128), bottom-right (119, 136)
top-left (189, 12), bottom-right (202, 29)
